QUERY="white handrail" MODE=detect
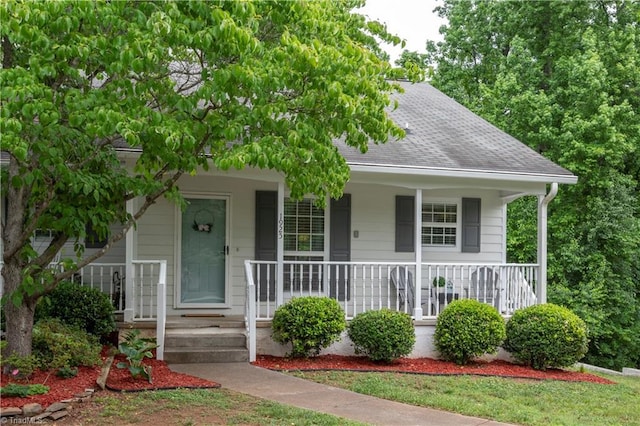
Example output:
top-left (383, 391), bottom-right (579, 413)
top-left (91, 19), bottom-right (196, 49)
top-left (244, 260), bottom-right (257, 363)
top-left (155, 260), bottom-right (167, 361)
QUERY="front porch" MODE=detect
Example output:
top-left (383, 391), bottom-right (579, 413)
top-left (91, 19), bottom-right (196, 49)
top-left (68, 259), bottom-right (538, 363)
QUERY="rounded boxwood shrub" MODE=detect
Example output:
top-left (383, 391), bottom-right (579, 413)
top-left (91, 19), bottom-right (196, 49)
top-left (36, 280), bottom-right (116, 339)
top-left (272, 297), bottom-right (346, 358)
top-left (347, 309), bottom-right (415, 363)
top-left (434, 299), bottom-right (506, 365)
top-left (503, 303), bottom-right (588, 370)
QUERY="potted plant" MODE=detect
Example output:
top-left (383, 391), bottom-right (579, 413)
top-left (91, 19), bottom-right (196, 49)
top-left (432, 276), bottom-right (457, 306)
top-left (432, 276), bottom-right (447, 296)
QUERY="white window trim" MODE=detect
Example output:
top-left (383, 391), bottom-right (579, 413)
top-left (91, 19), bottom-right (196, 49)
top-left (421, 198), bottom-right (461, 252)
top-left (282, 196), bottom-right (328, 260)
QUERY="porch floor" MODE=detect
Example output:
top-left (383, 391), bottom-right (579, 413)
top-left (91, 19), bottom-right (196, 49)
top-left (116, 315), bottom-right (246, 329)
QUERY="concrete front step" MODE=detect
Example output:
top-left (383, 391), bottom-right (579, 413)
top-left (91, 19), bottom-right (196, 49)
top-left (165, 332), bottom-right (246, 348)
top-left (163, 327), bottom-right (248, 363)
top-left (163, 347), bottom-right (249, 363)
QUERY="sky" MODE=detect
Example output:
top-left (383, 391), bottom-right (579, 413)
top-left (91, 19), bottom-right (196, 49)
top-left (356, 0), bottom-right (446, 63)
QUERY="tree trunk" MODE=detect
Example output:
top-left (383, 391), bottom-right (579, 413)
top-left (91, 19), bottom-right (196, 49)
top-left (1, 258), bottom-right (37, 373)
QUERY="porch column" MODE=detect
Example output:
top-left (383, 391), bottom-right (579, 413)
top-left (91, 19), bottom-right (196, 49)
top-left (537, 183), bottom-right (558, 304)
top-left (276, 182), bottom-right (284, 307)
top-left (413, 189), bottom-right (423, 318)
top-left (124, 198), bottom-right (135, 322)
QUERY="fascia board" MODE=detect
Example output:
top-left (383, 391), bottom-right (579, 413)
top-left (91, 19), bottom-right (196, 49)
top-left (347, 163), bottom-right (578, 185)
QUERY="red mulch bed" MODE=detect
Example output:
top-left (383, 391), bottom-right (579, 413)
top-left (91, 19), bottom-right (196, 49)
top-left (253, 354), bottom-right (616, 385)
top-left (1, 352), bottom-right (614, 409)
top-left (0, 351), bottom-right (220, 409)
top-left (105, 353), bottom-right (220, 392)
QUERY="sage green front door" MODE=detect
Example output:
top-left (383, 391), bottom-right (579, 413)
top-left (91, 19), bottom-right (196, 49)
top-left (179, 197), bottom-right (228, 307)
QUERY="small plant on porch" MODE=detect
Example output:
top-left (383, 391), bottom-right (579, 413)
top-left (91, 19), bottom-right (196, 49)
top-left (347, 309), bottom-right (415, 363)
top-left (116, 330), bottom-right (158, 383)
top-left (433, 276), bottom-right (447, 287)
top-left (434, 299), bottom-right (506, 365)
top-left (503, 303), bottom-right (588, 370)
top-left (272, 297), bottom-right (346, 358)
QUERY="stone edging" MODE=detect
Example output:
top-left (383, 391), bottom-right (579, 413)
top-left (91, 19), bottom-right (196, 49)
top-left (0, 388), bottom-right (95, 422)
top-left (0, 356), bottom-right (114, 423)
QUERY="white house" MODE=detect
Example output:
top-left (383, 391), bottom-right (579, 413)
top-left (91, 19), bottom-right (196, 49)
top-left (2, 81), bottom-right (577, 362)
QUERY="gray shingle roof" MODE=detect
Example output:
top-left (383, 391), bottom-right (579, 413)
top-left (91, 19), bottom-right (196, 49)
top-left (2, 81), bottom-right (575, 183)
top-left (337, 81), bottom-right (576, 182)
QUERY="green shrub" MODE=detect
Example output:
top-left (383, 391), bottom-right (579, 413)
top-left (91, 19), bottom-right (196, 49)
top-left (32, 318), bottom-right (102, 370)
top-left (434, 299), bottom-right (506, 365)
top-left (347, 309), bottom-right (415, 363)
top-left (56, 366), bottom-right (79, 378)
top-left (272, 297), bottom-right (346, 358)
top-left (503, 303), bottom-right (589, 370)
top-left (36, 280), bottom-right (116, 339)
top-left (0, 353), bottom-right (39, 379)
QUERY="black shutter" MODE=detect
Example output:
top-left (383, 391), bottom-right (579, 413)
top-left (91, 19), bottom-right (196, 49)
top-left (255, 191), bottom-right (277, 301)
top-left (395, 196), bottom-right (415, 252)
top-left (461, 198), bottom-right (481, 253)
top-left (85, 223), bottom-right (108, 249)
top-left (329, 194), bottom-right (351, 301)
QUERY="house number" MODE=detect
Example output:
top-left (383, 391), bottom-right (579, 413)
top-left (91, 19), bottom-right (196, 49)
top-left (278, 213), bottom-right (284, 239)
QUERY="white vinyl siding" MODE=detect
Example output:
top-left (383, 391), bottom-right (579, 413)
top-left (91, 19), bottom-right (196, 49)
top-left (133, 178), bottom-right (508, 317)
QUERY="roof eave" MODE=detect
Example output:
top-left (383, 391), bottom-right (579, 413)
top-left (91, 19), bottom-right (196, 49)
top-left (347, 163), bottom-right (578, 185)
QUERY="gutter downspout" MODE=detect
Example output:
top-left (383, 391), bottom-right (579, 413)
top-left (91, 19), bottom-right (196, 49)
top-left (537, 183), bottom-right (558, 304)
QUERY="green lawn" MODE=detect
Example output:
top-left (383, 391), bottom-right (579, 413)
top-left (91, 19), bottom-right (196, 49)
top-left (289, 371), bottom-right (640, 426)
top-left (70, 387), bottom-right (367, 425)
top-left (69, 369), bottom-right (639, 425)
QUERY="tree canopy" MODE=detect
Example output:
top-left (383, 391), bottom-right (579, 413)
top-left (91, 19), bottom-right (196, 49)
top-left (0, 0), bottom-right (412, 360)
top-left (426, 0), bottom-right (640, 370)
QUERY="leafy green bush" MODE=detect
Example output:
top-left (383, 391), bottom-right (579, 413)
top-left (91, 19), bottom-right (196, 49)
top-left (32, 318), bottom-right (102, 370)
top-left (116, 330), bottom-right (158, 383)
top-left (347, 309), bottom-right (415, 363)
top-left (503, 303), bottom-right (589, 370)
top-left (434, 299), bottom-right (506, 365)
top-left (272, 297), bottom-right (346, 358)
top-left (36, 280), bottom-right (116, 339)
top-left (0, 383), bottom-right (49, 397)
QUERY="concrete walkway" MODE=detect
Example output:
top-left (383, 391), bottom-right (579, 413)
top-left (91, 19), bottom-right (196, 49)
top-left (170, 362), bottom-right (515, 426)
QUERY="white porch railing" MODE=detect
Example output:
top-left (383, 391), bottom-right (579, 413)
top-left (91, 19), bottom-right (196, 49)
top-left (65, 260), bottom-right (168, 359)
top-left (245, 261), bottom-right (539, 321)
top-left (0, 260), bottom-right (168, 360)
top-left (67, 263), bottom-right (127, 311)
top-left (244, 260), bottom-right (538, 362)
